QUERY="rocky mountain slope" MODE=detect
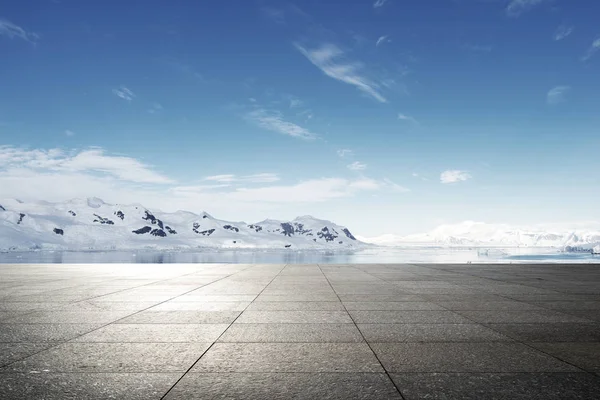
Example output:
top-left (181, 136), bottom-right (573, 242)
top-left (0, 198), bottom-right (365, 252)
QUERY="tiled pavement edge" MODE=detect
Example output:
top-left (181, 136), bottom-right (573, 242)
top-left (0, 263), bottom-right (599, 399)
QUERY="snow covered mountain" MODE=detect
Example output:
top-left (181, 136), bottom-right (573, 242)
top-left (0, 198), bottom-right (365, 252)
top-left (357, 221), bottom-right (600, 251)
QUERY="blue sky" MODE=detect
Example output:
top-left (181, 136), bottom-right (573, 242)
top-left (1, 0), bottom-right (599, 236)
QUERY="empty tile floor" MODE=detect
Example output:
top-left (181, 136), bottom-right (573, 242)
top-left (1, 263), bottom-right (600, 399)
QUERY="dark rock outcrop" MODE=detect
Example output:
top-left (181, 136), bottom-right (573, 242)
top-left (342, 228), bottom-right (356, 241)
top-left (93, 214), bottom-right (114, 225)
top-left (223, 225), bottom-right (239, 233)
top-left (248, 224), bottom-right (263, 232)
top-left (197, 228), bottom-right (215, 236)
top-left (114, 211), bottom-right (125, 220)
top-left (68, 210), bottom-right (76, 217)
top-left (280, 222), bottom-right (294, 237)
top-left (165, 226), bottom-right (177, 235)
top-left (53, 228), bottom-right (64, 235)
top-left (0, 204), bottom-right (5, 211)
top-left (17, 213), bottom-right (25, 224)
top-left (150, 228), bottom-right (166, 237)
top-left (317, 227), bottom-right (337, 242)
top-left (143, 211), bottom-right (164, 229)
top-left (132, 226), bottom-right (152, 235)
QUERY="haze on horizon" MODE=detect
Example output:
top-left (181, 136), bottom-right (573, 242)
top-left (1, 0), bottom-right (599, 237)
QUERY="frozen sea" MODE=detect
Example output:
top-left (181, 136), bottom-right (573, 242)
top-left (0, 247), bottom-right (598, 264)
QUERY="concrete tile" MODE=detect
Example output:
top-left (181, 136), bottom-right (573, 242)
top-left (455, 310), bottom-right (592, 324)
top-left (390, 373), bottom-right (600, 400)
top-left (164, 373), bottom-right (402, 400)
top-left (149, 301), bottom-right (250, 311)
top-left (349, 310), bottom-right (470, 324)
top-left (0, 373), bottom-right (179, 400)
top-left (4, 310), bottom-right (135, 324)
top-left (191, 343), bottom-right (384, 373)
top-left (255, 294), bottom-right (340, 302)
top-left (437, 301), bottom-right (546, 311)
top-left (235, 311), bottom-right (353, 324)
top-left (344, 302), bottom-right (445, 311)
top-left (371, 343), bottom-right (579, 372)
top-left (530, 343), bottom-right (600, 371)
top-left (116, 311), bottom-right (241, 324)
top-left (0, 343), bottom-right (54, 366)
top-left (245, 301), bottom-right (344, 311)
top-left (73, 324), bottom-right (229, 342)
top-left (0, 324), bottom-right (103, 342)
top-left (219, 324), bottom-right (364, 343)
top-left (338, 294), bottom-right (427, 302)
top-left (487, 323), bottom-right (600, 342)
top-left (358, 324), bottom-right (512, 342)
top-left (3, 342), bottom-right (211, 373)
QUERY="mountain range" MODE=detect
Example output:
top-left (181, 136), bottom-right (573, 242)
top-left (357, 221), bottom-right (600, 251)
top-left (0, 198), bottom-right (364, 252)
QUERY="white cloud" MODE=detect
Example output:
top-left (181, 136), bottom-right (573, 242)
top-left (506, 0), bottom-right (548, 17)
top-left (112, 86), bottom-right (135, 102)
top-left (582, 37), bottom-right (600, 62)
top-left (147, 103), bottom-right (163, 114)
top-left (546, 86), bottom-right (570, 105)
top-left (383, 178), bottom-right (410, 193)
top-left (204, 173), bottom-right (280, 184)
top-left (295, 43), bottom-right (387, 103)
top-left (246, 108), bottom-right (316, 140)
top-left (376, 35), bottom-right (390, 47)
top-left (0, 18), bottom-right (39, 44)
top-left (440, 170), bottom-right (472, 184)
top-left (398, 113), bottom-right (419, 124)
top-left (347, 161), bottom-right (367, 171)
top-left (0, 146), bottom-right (172, 184)
top-left (288, 96), bottom-right (304, 109)
top-left (373, 0), bottom-right (389, 8)
top-left (554, 25), bottom-right (573, 41)
top-left (337, 149), bottom-right (354, 158)
top-left (64, 130), bottom-right (75, 137)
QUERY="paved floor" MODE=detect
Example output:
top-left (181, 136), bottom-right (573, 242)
top-left (0, 263), bottom-right (600, 399)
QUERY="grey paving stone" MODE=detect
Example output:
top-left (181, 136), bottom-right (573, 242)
top-left (371, 343), bottom-right (579, 372)
top-left (235, 310), bottom-right (353, 324)
top-left (73, 324), bottom-right (229, 342)
top-left (0, 324), bottom-right (103, 342)
top-left (338, 294), bottom-right (427, 302)
top-left (437, 301), bottom-right (546, 311)
top-left (57, 301), bottom-right (159, 312)
top-left (219, 323), bottom-right (364, 343)
top-left (245, 301), bottom-right (345, 311)
top-left (531, 301), bottom-right (600, 310)
top-left (349, 310), bottom-right (470, 324)
top-left (390, 373), bottom-right (600, 400)
top-left (487, 323), bottom-right (600, 342)
top-left (191, 343), bottom-right (384, 373)
top-left (0, 343), bottom-right (54, 366)
top-left (175, 295), bottom-right (257, 302)
top-left (255, 294), bottom-right (340, 302)
top-left (149, 301), bottom-right (250, 311)
top-left (4, 310), bottom-right (135, 324)
top-left (358, 324), bottom-right (512, 342)
top-left (454, 310), bottom-right (591, 324)
top-left (0, 372), bottom-right (180, 400)
top-left (3, 342), bottom-right (211, 373)
top-left (164, 373), bottom-right (402, 400)
top-left (344, 301), bottom-right (445, 310)
top-left (556, 310), bottom-right (600, 322)
top-left (116, 311), bottom-right (241, 324)
top-left (530, 343), bottom-right (600, 371)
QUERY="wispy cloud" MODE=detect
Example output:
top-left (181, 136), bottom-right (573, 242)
top-left (506, 0), bottom-right (548, 17)
top-left (204, 173), bottom-right (280, 184)
top-left (373, 0), bottom-right (390, 8)
top-left (383, 178), bottom-right (410, 193)
top-left (546, 86), bottom-right (570, 105)
top-left (554, 25), bottom-right (574, 41)
top-left (0, 18), bottom-right (39, 44)
top-left (261, 7), bottom-right (285, 24)
top-left (246, 108), bottom-right (317, 140)
top-left (582, 37), bottom-right (600, 62)
top-left (347, 161), bottom-right (367, 171)
top-left (398, 113), bottom-right (419, 124)
top-left (288, 95), bottom-right (304, 109)
top-left (0, 146), bottom-right (172, 184)
top-left (295, 43), bottom-right (387, 103)
top-left (112, 86), bottom-right (135, 102)
top-left (376, 35), bottom-right (390, 47)
top-left (337, 149), bottom-right (354, 158)
top-left (147, 103), bottom-right (163, 114)
top-left (440, 170), bottom-right (472, 184)
top-left (64, 130), bottom-right (75, 137)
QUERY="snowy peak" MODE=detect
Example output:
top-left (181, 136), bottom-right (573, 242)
top-left (0, 198), bottom-right (365, 252)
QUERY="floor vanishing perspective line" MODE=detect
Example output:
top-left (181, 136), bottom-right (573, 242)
top-left (0, 263), bottom-right (600, 399)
